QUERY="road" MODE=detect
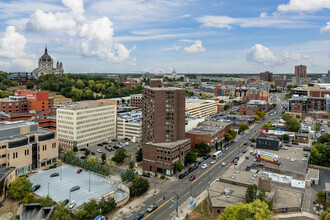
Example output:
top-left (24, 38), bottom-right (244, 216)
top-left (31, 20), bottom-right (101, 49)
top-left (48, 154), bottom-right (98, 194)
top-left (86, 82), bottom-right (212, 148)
top-left (125, 106), bottom-right (282, 220)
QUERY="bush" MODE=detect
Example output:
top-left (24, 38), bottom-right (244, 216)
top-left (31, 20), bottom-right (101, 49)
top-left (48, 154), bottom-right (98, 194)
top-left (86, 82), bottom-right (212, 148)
top-left (62, 152), bottom-right (110, 176)
top-left (15, 215), bottom-right (20, 220)
top-left (8, 177), bottom-right (32, 199)
top-left (130, 176), bottom-right (150, 196)
top-left (120, 169), bottom-right (136, 182)
top-left (160, 175), bottom-right (165, 179)
top-left (112, 148), bottom-right (129, 163)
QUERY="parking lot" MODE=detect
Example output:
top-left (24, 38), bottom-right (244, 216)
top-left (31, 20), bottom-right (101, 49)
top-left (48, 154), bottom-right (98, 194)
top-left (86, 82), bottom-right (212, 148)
top-left (76, 139), bottom-right (140, 163)
top-left (29, 165), bottom-right (128, 208)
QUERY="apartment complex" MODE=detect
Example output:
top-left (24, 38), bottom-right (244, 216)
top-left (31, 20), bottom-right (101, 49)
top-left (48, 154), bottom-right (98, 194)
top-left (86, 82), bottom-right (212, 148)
top-left (214, 85), bottom-right (236, 96)
top-left (130, 94), bottom-right (142, 108)
top-left (0, 121), bottom-right (58, 176)
top-left (239, 100), bottom-right (269, 115)
top-left (260, 71), bottom-right (273, 82)
top-left (186, 99), bottom-right (218, 118)
top-left (142, 80), bottom-right (191, 176)
top-left (0, 90), bottom-right (54, 121)
top-left (57, 100), bottom-right (117, 149)
top-left (117, 111), bottom-right (142, 142)
top-left (185, 121), bottom-right (231, 151)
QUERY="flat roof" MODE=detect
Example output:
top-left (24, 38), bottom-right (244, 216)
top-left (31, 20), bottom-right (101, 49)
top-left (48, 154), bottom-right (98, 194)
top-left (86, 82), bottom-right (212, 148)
top-left (144, 139), bottom-right (190, 148)
top-left (273, 188), bottom-right (302, 210)
top-left (0, 121), bottom-right (37, 130)
top-left (208, 182), bottom-right (246, 208)
top-left (306, 168), bottom-right (319, 181)
top-left (143, 86), bottom-right (184, 91)
top-left (220, 168), bottom-right (261, 186)
top-left (0, 167), bottom-right (15, 182)
top-left (186, 99), bottom-right (216, 109)
top-left (187, 121), bottom-right (231, 135)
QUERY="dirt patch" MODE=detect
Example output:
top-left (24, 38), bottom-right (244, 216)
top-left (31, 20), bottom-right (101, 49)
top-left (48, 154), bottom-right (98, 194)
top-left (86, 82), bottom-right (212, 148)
top-left (188, 199), bottom-right (219, 220)
top-left (0, 198), bottom-right (20, 216)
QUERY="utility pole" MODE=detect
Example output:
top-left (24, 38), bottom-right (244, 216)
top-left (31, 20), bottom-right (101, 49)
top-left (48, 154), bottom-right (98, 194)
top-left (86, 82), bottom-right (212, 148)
top-left (47, 182), bottom-right (50, 196)
top-left (174, 191), bottom-right (179, 217)
top-left (89, 172), bottom-right (91, 192)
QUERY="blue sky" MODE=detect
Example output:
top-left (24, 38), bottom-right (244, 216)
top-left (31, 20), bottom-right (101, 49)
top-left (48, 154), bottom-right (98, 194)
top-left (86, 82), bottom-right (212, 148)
top-left (0, 0), bottom-right (329, 74)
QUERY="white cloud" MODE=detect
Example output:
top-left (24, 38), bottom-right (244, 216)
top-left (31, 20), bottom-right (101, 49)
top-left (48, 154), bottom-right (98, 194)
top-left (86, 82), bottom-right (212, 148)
top-left (80, 17), bottom-right (133, 63)
top-left (181, 14), bottom-right (191, 18)
top-left (127, 57), bottom-right (137, 66)
top-left (184, 40), bottom-right (206, 54)
top-left (321, 22), bottom-right (330, 37)
top-left (247, 44), bottom-right (279, 65)
top-left (281, 51), bottom-right (309, 61)
top-left (277, 0), bottom-right (330, 12)
top-left (164, 45), bottom-right (182, 51)
top-left (0, 26), bottom-right (35, 70)
top-left (196, 15), bottom-right (307, 29)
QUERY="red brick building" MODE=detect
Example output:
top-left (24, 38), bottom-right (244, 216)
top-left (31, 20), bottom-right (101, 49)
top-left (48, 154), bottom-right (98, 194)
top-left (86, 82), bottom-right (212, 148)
top-left (185, 121), bottom-right (231, 150)
top-left (123, 81), bottom-right (141, 88)
top-left (239, 100), bottom-right (268, 115)
top-left (130, 94), bottom-right (142, 108)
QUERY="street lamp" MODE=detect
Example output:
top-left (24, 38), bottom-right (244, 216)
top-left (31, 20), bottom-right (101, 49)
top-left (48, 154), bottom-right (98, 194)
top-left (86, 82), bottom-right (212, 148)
top-left (47, 182), bottom-right (50, 196)
top-left (89, 172), bottom-right (91, 192)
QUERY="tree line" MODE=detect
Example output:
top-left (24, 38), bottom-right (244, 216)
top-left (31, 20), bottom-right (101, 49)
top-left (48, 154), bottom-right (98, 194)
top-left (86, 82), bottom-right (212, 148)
top-left (37, 73), bottom-right (142, 102)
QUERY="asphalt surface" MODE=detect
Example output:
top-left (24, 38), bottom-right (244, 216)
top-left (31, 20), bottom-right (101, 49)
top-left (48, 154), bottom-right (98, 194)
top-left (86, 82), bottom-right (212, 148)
top-left (123, 106), bottom-right (283, 220)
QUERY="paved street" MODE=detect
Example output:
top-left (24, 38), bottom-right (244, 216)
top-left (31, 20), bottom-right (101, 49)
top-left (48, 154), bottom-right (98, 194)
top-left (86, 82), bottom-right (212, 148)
top-left (117, 106), bottom-right (283, 220)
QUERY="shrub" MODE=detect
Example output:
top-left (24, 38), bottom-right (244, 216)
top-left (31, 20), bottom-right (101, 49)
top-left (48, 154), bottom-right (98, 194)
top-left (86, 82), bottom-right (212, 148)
top-left (160, 175), bottom-right (165, 179)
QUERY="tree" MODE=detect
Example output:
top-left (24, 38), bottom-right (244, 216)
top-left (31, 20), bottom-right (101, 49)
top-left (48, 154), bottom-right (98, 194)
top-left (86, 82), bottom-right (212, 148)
top-left (73, 146), bottom-right (78, 152)
top-left (135, 148), bottom-right (142, 162)
top-left (75, 199), bottom-right (101, 220)
top-left (174, 161), bottom-right (184, 172)
top-left (229, 129), bottom-right (237, 139)
top-left (129, 161), bottom-right (135, 169)
top-left (224, 103), bottom-right (231, 111)
top-left (26, 81), bottom-right (34, 89)
top-left (185, 151), bottom-right (197, 165)
top-left (196, 142), bottom-right (211, 155)
top-left (257, 111), bottom-right (265, 118)
top-left (219, 100), bottom-right (225, 103)
top-left (50, 203), bottom-right (71, 220)
top-left (285, 117), bottom-right (301, 132)
top-left (283, 134), bottom-right (289, 141)
top-left (120, 169), bottom-right (136, 182)
top-left (98, 197), bottom-right (116, 214)
top-left (229, 110), bottom-right (237, 115)
top-left (39, 195), bottom-right (56, 207)
top-left (320, 208), bottom-right (330, 220)
top-left (239, 123), bottom-right (249, 132)
top-left (112, 148), bottom-right (129, 163)
top-left (130, 176), bottom-right (150, 196)
top-left (8, 176), bottom-right (32, 199)
top-left (225, 133), bottom-right (233, 142)
top-left (22, 192), bottom-right (35, 204)
top-left (219, 200), bottom-right (273, 220)
top-left (245, 184), bottom-right (273, 211)
top-left (101, 153), bottom-right (107, 163)
top-left (311, 145), bottom-right (323, 165)
top-left (282, 113), bottom-right (293, 121)
top-left (254, 115), bottom-right (261, 120)
top-left (84, 149), bottom-right (90, 157)
top-left (284, 93), bottom-right (292, 100)
top-left (262, 123), bottom-right (274, 130)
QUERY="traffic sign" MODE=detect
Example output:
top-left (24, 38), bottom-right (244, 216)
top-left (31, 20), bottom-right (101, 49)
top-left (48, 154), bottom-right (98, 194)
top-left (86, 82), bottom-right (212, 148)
top-left (171, 200), bottom-right (177, 203)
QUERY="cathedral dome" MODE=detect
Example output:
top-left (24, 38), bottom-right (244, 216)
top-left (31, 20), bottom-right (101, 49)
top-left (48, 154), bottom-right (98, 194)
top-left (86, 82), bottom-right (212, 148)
top-left (40, 47), bottom-right (52, 62)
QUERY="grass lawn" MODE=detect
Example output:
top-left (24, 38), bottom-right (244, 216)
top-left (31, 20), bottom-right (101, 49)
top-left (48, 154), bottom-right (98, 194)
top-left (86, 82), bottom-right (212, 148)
top-left (0, 197), bottom-right (20, 216)
top-left (188, 199), bottom-right (219, 220)
top-left (49, 92), bottom-right (72, 103)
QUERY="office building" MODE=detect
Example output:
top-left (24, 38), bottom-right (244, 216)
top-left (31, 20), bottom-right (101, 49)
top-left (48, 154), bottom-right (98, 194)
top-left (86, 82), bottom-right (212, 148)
top-left (142, 80), bottom-right (190, 175)
top-left (57, 100), bottom-right (117, 149)
top-left (295, 65), bottom-right (307, 84)
top-left (185, 121), bottom-right (231, 150)
top-left (239, 100), bottom-right (269, 115)
top-left (130, 94), bottom-right (142, 108)
top-left (273, 76), bottom-right (287, 88)
top-left (117, 111), bottom-right (142, 142)
top-left (260, 71), bottom-right (273, 82)
top-left (0, 121), bottom-right (58, 176)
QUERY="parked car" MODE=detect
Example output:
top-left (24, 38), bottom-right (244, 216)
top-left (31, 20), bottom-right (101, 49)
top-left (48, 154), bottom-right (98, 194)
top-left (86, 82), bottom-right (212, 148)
top-left (304, 153), bottom-right (308, 157)
top-left (70, 185), bottom-right (80, 192)
top-left (32, 184), bottom-right (41, 192)
top-left (77, 169), bottom-right (83, 174)
top-left (146, 204), bottom-right (158, 213)
top-left (244, 142), bottom-right (247, 145)
top-left (203, 156), bottom-right (208, 160)
top-left (50, 173), bottom-right (59, 177)
top-left (134, 213), bottom-right (144, 220)
top-left (291, 158), bottom-right (295, 162)
top-left (210, 160), bottom-right (216, 164)
top-left (193, 164), bottom-right (199, 170)
top-left (188, 167), bottom-right (194, 173)
top-left (242, 150), bottom-right (246, 153)
top-left (201, 164), bottom-right (208, 169)
top-left (113, 146), bottom-right (119, 149)
top-left (179, 174), bottom-right (185, 179)
top-left (79, 148), bottom-right (87, 151)
top-left (221, 162), bottom-right (226, 166)
top-left (102, 142), bottom-right (108, 145)
top-left (183, 171), bottom-right (189, 176)
top-left (142, 173), bottom-right (150, 178)
top-left (62, 199), bottom-right (69, 205)
top-left (230, 161), bottom-right (237, 165)
top-left (69, 200), bottom-right (76, 209)
top-left (107, 140), bottom-right (112, 144)
top-left (189, 175), bottom-right (196, 181)
top-left (80, 156), bottom-right (87, 160)
top-left (97, 144), bottom-right (103, 146)
top-left (94, 215), bottom-right (107, 220)
top-left (245, 156), bottom-right (249, 159)
top-left (97, 149), bottom-right (102, 153)
top-left (91, 152), bottom-right (96, 155)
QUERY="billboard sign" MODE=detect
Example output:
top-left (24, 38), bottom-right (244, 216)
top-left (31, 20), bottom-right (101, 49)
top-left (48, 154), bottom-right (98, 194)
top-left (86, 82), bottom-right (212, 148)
top-left (255, 149), bottom-right (279, 165)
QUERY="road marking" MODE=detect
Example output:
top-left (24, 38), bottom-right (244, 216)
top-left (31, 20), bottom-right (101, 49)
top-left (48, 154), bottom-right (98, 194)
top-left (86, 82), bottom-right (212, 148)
top-left (142, 196), bottom-right (174, 220)
top-left (156, 198), bottom-right (162, 203)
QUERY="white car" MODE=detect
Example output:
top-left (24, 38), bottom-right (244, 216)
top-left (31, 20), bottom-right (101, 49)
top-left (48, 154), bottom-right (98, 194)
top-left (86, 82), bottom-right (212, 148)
top-left (107, 140), bottom-right (112, 144)
top-left (221, 162), bottom-right (227, 166)
top-left (302, 157), bottom-right (307, 161)
top-left (69, 200), bottom-right (76, 209)
top-left (210, 160), bottom-right (216, 164)
top-left (201, 164), bottom-right (208, 169)
top-left (253, 158), bottom-right (257, 162)
top-left (97, 149), bottom-right (102, 153)
top-left (291, 158), bottom-right (295, 162)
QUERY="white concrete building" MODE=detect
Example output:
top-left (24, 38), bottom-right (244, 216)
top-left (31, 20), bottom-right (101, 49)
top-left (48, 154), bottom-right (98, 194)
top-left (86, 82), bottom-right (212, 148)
top-left (186, 98), bottom-right (217, 118)
top-left (56, 100), bottom-right (117, 149)
top-left (117, 111), bottom-right (142, 142)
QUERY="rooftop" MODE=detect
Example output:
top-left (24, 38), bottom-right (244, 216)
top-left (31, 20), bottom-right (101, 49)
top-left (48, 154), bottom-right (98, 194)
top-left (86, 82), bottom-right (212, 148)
top-left (0, 167), bottom-right (15, 182)
top-left (0, 121), bottom-right (37, 130)
top-left (144, 86), bottom-right (184, 91)
top-left (118, 111), bottom-right (142, 124)
top-left (208, 182), bottom-right (246, 208)
top-left (220, 168), bottom-right (261, 186)
top-left (186, 98), bottom-right (216, 109)
top-left (273, 188), bottom-right (303, 210)
top-left (144, 139), bottom-right (190, 149)
top-left (306, 168), bottom-right (319, 182)
top-left (187, 121), bottom-right (231, 135)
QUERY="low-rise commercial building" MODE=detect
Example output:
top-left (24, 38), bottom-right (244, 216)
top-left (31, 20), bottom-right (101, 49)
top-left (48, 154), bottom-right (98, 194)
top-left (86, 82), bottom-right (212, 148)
top-left (117, 111), bottom-right (142, 142)
top-left (256, 136), bottom-right (281, 151)
top-left (57, 100), bottom-right (117, 149)
top-left (239, 100), bottom-right (269, 115)
top-left (185, 121), bottom-right (231, 150)
top-left (186, 99), bottom-right (218, 117)
top-left (0, 121), bottom-right (58, 176)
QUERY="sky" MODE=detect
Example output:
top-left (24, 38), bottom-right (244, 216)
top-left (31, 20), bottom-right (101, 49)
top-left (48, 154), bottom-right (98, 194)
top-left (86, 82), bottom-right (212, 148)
top-left (0, 0), bottom-right (330, 74)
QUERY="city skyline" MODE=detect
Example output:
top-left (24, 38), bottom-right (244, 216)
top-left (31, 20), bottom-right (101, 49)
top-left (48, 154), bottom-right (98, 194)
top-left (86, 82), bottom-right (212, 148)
top-left (0, 0), bottom-right (329, 73)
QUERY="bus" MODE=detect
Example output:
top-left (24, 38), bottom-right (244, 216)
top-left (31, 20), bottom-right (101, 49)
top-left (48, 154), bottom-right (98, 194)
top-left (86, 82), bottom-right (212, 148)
top-left (212, 150), bottom-right (222, 159)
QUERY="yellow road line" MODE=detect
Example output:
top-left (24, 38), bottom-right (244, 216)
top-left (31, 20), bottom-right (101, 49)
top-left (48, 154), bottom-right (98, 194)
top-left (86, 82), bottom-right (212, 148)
top-left (142, 196), bottom-right (174, 220)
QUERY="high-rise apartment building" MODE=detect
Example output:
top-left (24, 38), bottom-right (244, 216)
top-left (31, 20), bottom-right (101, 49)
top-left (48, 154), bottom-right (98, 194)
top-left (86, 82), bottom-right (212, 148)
top-left (260, 71), bottom-right (273, 82)
top-left (295, 65), bottom-right (307, 84)
top-left (57, 100), bottom-right (117, 149)
top-left (142, 80), bottom-right (190, 176)
top-left (142, 82), bottom-right (186, 143)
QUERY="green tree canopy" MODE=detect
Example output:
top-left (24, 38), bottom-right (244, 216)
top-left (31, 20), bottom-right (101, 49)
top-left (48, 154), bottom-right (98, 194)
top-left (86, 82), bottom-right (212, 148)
top-left (257, 111), bottom-right (266, 118)
top-left (285, 117), bottom-right (301, 132)
top-left (225, 133), bottom-right (234, 142)
top-left (101, 153), bottom-right (107, 162)
top-left (282, 134), bottom-right (289, 141)
top-left (185, 151), bottom-right (197, 165)
top-left (50, 203), bottom-right (71, 220)
top-left (224, 103), bottom-right (231, 111)
top-left (239, 123), bottom-right (249, 132)
top-left (229, 110), bottom-right (237, 115)
top-left (196, 142), bottom-right (211, 155)
top-left (245, 184), bottom-right (273, 210)
top-left (174, 161), bottom-right (184, 172)
top-left (130, 176), bottom-right (150, 196)
top-left (229, 129), bottom-right (237, 139)
top-left (8, 177), bottom-right (32, 199)
top-left (135, 148), bottom-right (142, 162)
top-left (262, 123), bottom-right (274, 130)
top-left (218, 199), bottom-right (273, 220)
top-left (75, 199), bottom-right (100, 220)
top-left (254, 115), bottom-right (261, 120)
top-left (112, 148), bottom-right (129, 163)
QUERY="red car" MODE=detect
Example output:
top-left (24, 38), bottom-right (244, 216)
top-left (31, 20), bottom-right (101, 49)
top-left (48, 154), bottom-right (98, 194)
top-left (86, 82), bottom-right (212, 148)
top-left (77, 169), bottom-right (83, 174)
top-left (230, 161), bottom-right (237, 165)
top-left (189, 175), bottom-right (195, 181)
